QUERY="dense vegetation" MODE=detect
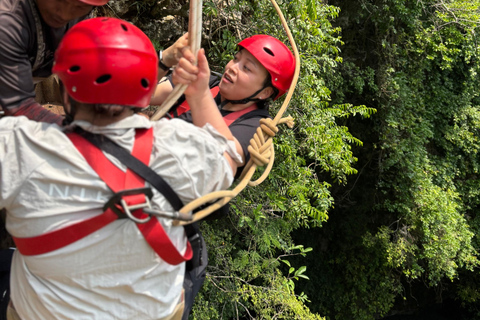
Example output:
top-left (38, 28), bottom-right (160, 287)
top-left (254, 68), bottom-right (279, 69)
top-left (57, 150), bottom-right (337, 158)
top-left (105, 0), bottom-right (480, 319)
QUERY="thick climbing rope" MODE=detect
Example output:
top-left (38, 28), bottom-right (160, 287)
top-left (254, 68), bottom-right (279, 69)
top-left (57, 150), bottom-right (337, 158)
top-left (151, 0), bottom-right (300, 225)
top-left (150, 0), bottom-right (202, 121)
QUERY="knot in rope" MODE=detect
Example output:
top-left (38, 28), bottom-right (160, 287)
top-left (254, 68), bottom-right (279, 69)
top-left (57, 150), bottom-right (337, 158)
top-left (247, 115), bottom-right (295, 167)
top-left (247, 118), bottom-right (277, 167)
top-left (280, 115), bottom-right (295, 128)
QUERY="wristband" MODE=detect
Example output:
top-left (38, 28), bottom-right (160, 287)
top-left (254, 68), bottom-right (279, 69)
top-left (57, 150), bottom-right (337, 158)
top-left (157, 50), bottom-right (171, 71)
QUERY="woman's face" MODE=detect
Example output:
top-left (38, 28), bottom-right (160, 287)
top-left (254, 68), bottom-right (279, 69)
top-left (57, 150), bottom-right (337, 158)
top-left (36, 0), bottom-right (93, 28)
top-left (219, 49), bottom-right (270, 103)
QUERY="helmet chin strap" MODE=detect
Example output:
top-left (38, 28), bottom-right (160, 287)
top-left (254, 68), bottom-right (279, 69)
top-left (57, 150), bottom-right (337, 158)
top-left (219, 86), bottom-right (265, 109)
top-left (62, 96), bottom-right (78, 126)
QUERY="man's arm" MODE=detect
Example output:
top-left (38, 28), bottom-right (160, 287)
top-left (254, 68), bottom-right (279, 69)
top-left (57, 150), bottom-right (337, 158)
top-left (150, 33), bottom-right (189, 105)
top-left (150, 78), bottom-right (174, 105)
top-left (3, 98), bottom-right (63, 125)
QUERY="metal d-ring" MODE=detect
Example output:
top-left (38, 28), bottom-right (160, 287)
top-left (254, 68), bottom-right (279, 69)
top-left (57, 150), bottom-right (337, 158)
top-left (120, 198), bottom-right (152, 224)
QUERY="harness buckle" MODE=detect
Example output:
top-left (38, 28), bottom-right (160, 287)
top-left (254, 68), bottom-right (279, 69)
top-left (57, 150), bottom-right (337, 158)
top-left (103, 187), bottom-right (193, 223)
top-left (103, 187), bottom-right (153, 224)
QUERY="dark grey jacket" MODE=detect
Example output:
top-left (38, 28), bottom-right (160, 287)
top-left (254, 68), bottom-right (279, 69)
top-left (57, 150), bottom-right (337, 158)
top-left (0, 0), bottom-right (86, 123)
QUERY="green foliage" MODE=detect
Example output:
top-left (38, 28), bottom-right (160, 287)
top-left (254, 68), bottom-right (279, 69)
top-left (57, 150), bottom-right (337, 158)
top-left (183, 0), bottom-right (372, 318)
top-left (296, 0), bottom-right (480, 319)
top-left (192, 212), bottom-right (324, 319)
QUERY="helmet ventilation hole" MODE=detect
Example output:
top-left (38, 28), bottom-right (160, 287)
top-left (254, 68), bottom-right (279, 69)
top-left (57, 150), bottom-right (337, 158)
top-left (95, 74), bottom-right (112, 84)
top-left (263, 47), bottom-right (275, 56)
top-left (141, 78), bottom-right (150, 89)
top-left (69, 65), bottom-right (81, 72)
top-left (121, 24), bottom-right (128, 31)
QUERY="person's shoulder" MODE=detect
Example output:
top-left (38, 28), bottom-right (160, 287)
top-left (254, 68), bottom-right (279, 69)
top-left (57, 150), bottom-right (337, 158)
top-left (0, 0), bottom-right (29, 21)
top-left (0, 116), bottom-right (55, 140)
top-left (0, 0), bottom-right (32, 44)
top-left (0, 115), bottom-right (30, 130)
top-left (229, 108), bottom-right (270, 125)
top-left (151, 118), bottom-right (225, 147)
top-left (151, 117), bottom-right (195, 133)
top-left (0, 116), bottom-right (59, 134)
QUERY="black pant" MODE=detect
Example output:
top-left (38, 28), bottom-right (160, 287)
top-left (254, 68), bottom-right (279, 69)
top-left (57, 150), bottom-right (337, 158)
top-left (182, 233), bottom-right (208, 320)
top-left (0, 249), bottom-right (13, 320)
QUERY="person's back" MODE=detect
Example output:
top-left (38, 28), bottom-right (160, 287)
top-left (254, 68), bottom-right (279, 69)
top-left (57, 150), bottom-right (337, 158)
top-left (3, 114), bottom-right (233, 319)
top-left (0, 17), bottom-right (239, 319)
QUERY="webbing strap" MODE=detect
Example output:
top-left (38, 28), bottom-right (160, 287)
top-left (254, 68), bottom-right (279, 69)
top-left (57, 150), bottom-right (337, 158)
top-left (13, 209), bottom-right (118, 256)
top-left (27, 0), bottom-right (45, 73)
top-left (171, 87), bottom-right (221, 118)
top-left (222, 104), bottom-right (258, 127)
top-left (74, 127), bottom-right (183, 211)
top-left (172, 86), bottom-right (258, 126)
top-left (13, 128), bottom-right (192, 265)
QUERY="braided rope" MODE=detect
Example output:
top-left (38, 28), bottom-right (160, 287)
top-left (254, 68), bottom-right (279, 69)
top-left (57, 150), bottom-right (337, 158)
top-left (149, 0), bottom-right (300, 225)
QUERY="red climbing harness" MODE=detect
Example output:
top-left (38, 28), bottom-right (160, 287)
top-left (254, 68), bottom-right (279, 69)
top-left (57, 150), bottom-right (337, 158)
top-left (13, 128), bottom-right (192, 265)
top-left (170, 86), bottom-right (258, 125)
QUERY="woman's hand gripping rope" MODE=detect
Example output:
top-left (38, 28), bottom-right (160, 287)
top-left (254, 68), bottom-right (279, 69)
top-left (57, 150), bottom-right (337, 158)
top-left (150, 0), bottom-right (203, 121)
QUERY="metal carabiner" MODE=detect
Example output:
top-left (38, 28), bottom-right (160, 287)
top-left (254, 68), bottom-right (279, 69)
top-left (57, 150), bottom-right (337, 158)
top-left (103, 187), bottom-right (193, 223)
top-left (120, 197), bottom-right (152, 224)
top-left (143, 208), bottom-right (193, 222)
top-left (103, 187), bottom-right (153, 224)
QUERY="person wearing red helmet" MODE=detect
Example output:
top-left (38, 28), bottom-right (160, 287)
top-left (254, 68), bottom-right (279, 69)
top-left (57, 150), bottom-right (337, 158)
top-left (0, 0), bottom-right (111, 124)
top-left (153, 34), bottom-right (295, 175)
top-left (151, 34), bottom-right (296, 320)
top-left (0, 17), bottom-right (239, 320)
top-left (224, 34), bottom-right (295, 101)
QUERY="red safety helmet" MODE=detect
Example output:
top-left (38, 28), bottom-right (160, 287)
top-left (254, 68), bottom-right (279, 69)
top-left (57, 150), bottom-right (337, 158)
top-left (77, 0), bottom-right (109, 5)
top-left (238, 35), bottom-right (295, 100)
top-left (53, 17), bottom-right (158, 108)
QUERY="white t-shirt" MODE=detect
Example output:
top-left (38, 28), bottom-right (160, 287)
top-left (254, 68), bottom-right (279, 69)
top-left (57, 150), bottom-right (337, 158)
top-left (0, 114), bottom-right (238, 320)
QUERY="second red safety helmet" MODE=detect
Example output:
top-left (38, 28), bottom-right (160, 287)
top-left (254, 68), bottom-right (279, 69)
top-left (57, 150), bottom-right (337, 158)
top-left (77, 0), bottom-right (109, 5)
top-left (238, 35), bottom-right (295, 100)
top-left (53, 17), bottom-right (158, 108)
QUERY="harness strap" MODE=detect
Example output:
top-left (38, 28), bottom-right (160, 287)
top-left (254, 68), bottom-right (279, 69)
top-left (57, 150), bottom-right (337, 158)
top-left (13, 128), bottom-right (192, 265)
top-left (171, 86), bottom-right (258, 125)
top-left (222, 104), bottom-right (258, 126)
top-left (13, 209), bottom-right (118, 256)
top-left (171, 87), bottom-right (221, 118)
top-left (27, 0), bottom-right (46, 73)
top-left (75, 127), bottom-right (184, 211)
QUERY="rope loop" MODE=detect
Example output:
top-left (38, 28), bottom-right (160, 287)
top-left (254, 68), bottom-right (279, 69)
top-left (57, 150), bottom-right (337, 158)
top-left (244, 115), bottom-right (294, 186)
